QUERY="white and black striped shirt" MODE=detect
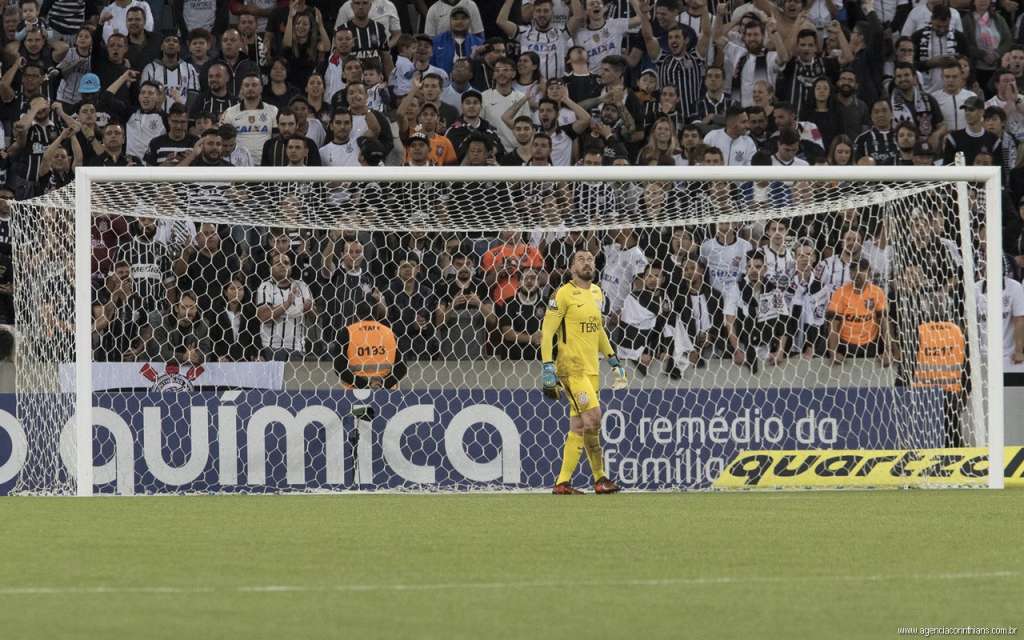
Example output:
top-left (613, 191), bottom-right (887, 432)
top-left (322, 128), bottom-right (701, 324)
top-left (256, 279), bottom-right (313, 352)
top-left (516, 24), bottom-right (571, 80)
top-left (346, 19), bottom-right (389, 62)
top-left (117, 235), bottom-right (169, 308)
top-left (47, 0), bottom-right (87, 34)
top-left (141, 60), bottom-right (201, 111)
top-left (655, 51), bottom-right (706, 120)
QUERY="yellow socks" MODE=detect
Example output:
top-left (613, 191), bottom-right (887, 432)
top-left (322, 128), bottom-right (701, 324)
top-left (583, 431), bottom-right (605, 482)
top-left (555, 432), bottom-right (585, 485)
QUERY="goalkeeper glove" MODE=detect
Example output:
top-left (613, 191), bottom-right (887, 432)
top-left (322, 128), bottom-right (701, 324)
top-left (607, 356), bottom-right (628, 390)
top-left (542, 362), bottom-right (560, 400)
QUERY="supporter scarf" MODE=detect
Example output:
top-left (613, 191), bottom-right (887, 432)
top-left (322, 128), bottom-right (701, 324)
top-left (732, 50), bottom-right (769, 99)
top-left (890, 86), bottom-right (933, 136)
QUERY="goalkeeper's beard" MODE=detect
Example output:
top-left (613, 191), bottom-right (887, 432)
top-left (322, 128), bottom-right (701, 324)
top-left (575, 267), bottom-right (594, 283)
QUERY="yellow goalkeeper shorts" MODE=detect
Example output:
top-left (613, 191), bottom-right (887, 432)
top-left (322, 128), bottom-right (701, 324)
top-left (561, 375), bottom-right (600, 418)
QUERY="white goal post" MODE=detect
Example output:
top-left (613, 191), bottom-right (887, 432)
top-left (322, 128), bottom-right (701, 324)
top-left (32, 164), bottom-right (1006, 494)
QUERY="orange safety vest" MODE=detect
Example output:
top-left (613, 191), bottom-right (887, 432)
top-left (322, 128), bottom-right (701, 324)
top-left (344, 320), bottom-right (398, 388)
top-left (912, 321), bottom-right (965, 393)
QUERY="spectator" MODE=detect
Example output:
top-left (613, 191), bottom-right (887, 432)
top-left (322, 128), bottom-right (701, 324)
top-left (618, 261), bottom-right (671, 376)
top-left (444, 88), bottom-right (502, 160)
top-left (691, 65), bottom-right (733, 133)
top-left (216, 28), bottom-right (260, 96)
top-left (494, 266), bottom-right (544, 360)
top-left (893, 122), bottom-right (919, 164)
top-left (146, 103), bottom-right (197, 165)
top-left (334, 0), bottom-right (402, 44)
top-left (776, 27), bottom-right (841, 117)
top-left (100, 0), bottom-right (155, 44)
top-left (210, 274), bottom-right (261, 362)
top-left (424, 0), bottom-right (485, 38)
top-left (562, 44), bottom-right (600, 103)
top-left (567, 0), bottom-right (640, 73)
top-left (726, 250), bottom-right (788, 374)
top-left (117, 216), bottom-right (169, 311)
top-left (321, 238), bottom-right (386, 327)
top-left (36, 121), bottom-right (81, 194)
top-left (496, 0), bottom-right (559, 81)
top-left (715, 16), bottom-right (786, 108)
top-left (600, 227), bottom-right (648, 318)
top-left (344, 0), bottom-right (393, 77)
top-left (190, 62), bottom-right (237, 120)
top-left (256, 252), bottom-right (315, 361)
top-left (768, 101), bottom-right (823, 162)
top-left (343, 81), bottom-right (394, 154)
top-left (123, 6), bottom-right (161, 70)
top-left (304, 72), bottom-right (329, 125)
top-left (854, 100), bottom-right (898, 165)
top-left (282, 6), bottom-right (330, 88)
top-left (983, 106), bottom-right (1016, 175)
top-left (800, 77), bottom-right (844, 152)
top-left (263, 57), bottom-right (300, 109)
top-left (435, 252), bottom-right (491, 359)
top-left (142, 33), bottom-right (200, 111)
top-left (125, 80), bottom-right (167, 163)
top-left (92, 260), bottom-right (146, 361)
top-left (180, 127), bottom-right (233, 166)
top-left (386, 255), bottom-right (439, 359)
top-left (826, 134), bottom-right (854, 165)
top-left (441, 58), bottom-right (474, 113)
top-left (791, 243), bottom-right (829, 358)
top-left (481, 230), bottom-right (544, 305)
top-left (322, 28), bottom-right (355, 103)
top-left (889, 61), bottom-right (945, 149)
top-left (932, 60), bottom-right (976, 132)
top-left (667, 256), bottom-right (715, 376)
top-left (320, 108), bottom-right (361, 166)
top-left (53, 27), bottom-right (93, 107)
top-left (703, 104), bottom-right (756, 165)
top-left (411, 34), bottom-right (449, 83)
top-left (826, 257), bottom-right (890, 366)
top-left (961, 0), bottom-right (1011, 92)
top-left (943, 95), bottom-right (1000, 166)
top-left (88, 121), bottom-right (131, 166)
top-left (834, 69), bottom-right (869, 141)
top-left (221, 73), bottom-right (279, 162)
top-left (8, 96), bottom-right (59, 190)
top-left (260, 107), bottom-right (320, 166)
top-left (148, 290), bottom-right (213, 364)
top-left (647, 23), bottom-right (709, 123)
top-left (185, 28), bottom-right (214, 73)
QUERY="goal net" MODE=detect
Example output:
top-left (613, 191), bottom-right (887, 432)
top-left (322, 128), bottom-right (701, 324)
top-left (5, 166), bottom-right (1005, 496)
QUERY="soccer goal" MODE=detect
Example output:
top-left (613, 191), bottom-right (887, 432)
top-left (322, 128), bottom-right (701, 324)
top-left (4, 164), bottom-right (1005, 496)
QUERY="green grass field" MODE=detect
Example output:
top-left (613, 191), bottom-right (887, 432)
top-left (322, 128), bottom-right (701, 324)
top-left (1, 491), bottom-right (1021, 639)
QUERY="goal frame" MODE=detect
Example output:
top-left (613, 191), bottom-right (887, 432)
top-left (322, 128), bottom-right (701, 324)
top-left (70, 165), bottom-right (1006, 496)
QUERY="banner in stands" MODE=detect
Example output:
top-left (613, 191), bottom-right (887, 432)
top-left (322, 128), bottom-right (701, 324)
top-left (57, 362), bottom-right (286, 392)
top-left (0, 388), bottom-right (969, 495)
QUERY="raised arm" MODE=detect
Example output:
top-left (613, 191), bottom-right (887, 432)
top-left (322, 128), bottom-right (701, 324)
top-left (496, 0), bottom-right (519, 39)
top-left (502, 93), bottom-right (531, 130)
top-left (564, 94), bottom-right (592, 134)
top-left (567, 0), bottom-right (585, 36)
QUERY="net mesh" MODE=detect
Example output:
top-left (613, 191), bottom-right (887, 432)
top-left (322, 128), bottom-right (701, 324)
top-left (7, 173), bottom-right (996, 495)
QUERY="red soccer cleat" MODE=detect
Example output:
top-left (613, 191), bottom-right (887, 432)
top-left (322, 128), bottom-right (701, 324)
top-left (594, 478), bottom-right (622, 494)
top-left (552, 482), bottom-right (584, 495)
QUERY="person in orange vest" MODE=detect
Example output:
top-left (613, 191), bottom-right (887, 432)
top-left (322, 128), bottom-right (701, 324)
top-left (912, 317), bottom-right (967, 448)
top-left (334, 302), bottom-right (407, 389)
top-left (825, 258), bottom-right (892, 366)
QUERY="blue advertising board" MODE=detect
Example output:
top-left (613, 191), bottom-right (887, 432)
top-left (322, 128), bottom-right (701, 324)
top-left (0, 388), bottom-right (944, 495)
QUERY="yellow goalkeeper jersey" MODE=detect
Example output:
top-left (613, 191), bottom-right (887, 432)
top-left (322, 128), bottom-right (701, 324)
top-left (541, 281), bottom-right (615, 377)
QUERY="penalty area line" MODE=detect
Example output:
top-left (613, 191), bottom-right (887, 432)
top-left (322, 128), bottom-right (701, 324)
top-left (0, 571), bottom-right (1018, 596)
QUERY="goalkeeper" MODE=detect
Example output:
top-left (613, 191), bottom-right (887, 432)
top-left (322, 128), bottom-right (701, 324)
top-left (540, 250), bottom-right (625, 495)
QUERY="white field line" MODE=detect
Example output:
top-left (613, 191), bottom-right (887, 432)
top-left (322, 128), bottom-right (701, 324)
top-left (0, 571), bottom-right (1018, 596)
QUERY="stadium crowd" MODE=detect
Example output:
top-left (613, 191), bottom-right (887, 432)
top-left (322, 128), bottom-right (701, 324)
top-left (0, 0), bottom-right (1019, 373)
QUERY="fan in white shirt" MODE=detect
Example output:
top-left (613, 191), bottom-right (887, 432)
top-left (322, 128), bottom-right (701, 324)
top-left (703, 105), bottom-right (758, 165)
